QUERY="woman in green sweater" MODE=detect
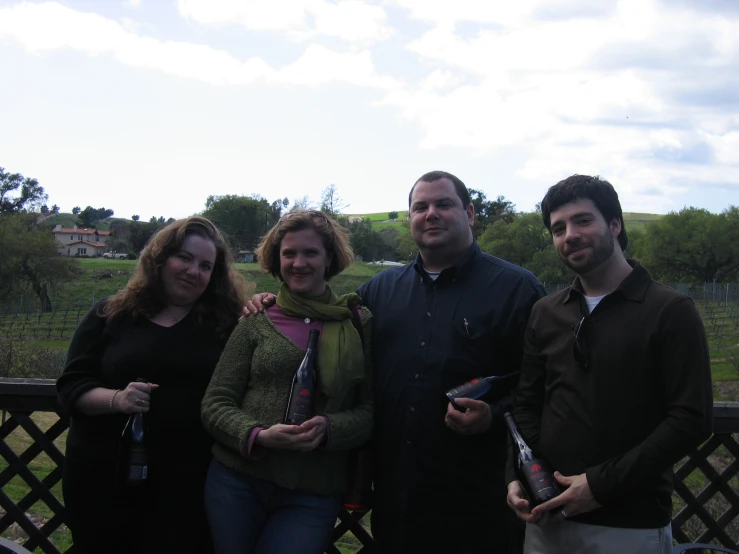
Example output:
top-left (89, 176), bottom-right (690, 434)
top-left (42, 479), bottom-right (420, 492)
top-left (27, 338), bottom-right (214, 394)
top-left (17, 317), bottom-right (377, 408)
top-left (202, 210), bottom-right (373, 554)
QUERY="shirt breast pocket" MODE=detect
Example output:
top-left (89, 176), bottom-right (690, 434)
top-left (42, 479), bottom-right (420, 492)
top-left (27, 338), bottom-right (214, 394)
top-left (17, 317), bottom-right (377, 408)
top-left (448, 315), bottom-right (493, 370)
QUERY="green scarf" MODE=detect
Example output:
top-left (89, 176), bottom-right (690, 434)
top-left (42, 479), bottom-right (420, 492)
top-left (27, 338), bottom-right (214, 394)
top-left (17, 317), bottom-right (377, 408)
top-left (276, 284), bottom-right (365, 404)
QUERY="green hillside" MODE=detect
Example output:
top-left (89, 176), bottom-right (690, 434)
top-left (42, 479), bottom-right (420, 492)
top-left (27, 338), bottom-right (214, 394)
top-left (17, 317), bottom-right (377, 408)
top-left (347, 210), bottom-right (664, 234)
top-left (40, 213), bottom-right (121, 231)
top-left (623, 212), bottom-right (664, 234)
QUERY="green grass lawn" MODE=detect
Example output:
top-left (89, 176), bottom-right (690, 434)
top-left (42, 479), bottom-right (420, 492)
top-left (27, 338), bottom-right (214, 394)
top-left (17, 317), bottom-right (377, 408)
top-left (623, 212), bottom-right (664, 222)
top-left (347, 211), bottom-right (408, 222)
top-left (21, 260), bottom-right (389, 310)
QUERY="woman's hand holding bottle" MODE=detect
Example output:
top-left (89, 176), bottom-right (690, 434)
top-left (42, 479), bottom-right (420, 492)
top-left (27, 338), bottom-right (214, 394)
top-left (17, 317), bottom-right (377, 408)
top-left (255, 416), bottom-right (326, 451)
top-left (113, 381), bottom-right (159, 414)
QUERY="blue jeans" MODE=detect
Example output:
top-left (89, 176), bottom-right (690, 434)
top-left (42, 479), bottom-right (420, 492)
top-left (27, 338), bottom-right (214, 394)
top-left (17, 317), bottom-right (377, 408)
top-left (205, 460), bottom-right (341, 554)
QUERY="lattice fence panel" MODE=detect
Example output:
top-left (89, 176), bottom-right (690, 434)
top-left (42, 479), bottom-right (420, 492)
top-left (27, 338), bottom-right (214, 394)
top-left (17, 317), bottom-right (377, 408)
top-left (0, 409), bottom-right (69, 554)
top-left (328, 509), bottom-right (375, 553)
top-left (673, 433), bottom-right (739, 549)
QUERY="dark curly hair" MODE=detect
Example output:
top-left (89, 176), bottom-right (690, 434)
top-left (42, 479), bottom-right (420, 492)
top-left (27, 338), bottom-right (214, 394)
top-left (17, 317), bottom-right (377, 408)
top-left (103, 216), bottom-right (247, 339)
top-left (541, 174), bottom-right (628, 251)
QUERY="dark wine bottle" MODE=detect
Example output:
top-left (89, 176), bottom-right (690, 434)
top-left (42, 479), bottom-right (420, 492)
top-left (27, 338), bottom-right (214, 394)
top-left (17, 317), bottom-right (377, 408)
top-left (284, 329), bottom-right (319, 425)
top-left (445, 371), bottom-right (520, 411)
top-left (119, 378), bottom-right (149, 487)
top-left (504, 412), bottom-right (560, 506)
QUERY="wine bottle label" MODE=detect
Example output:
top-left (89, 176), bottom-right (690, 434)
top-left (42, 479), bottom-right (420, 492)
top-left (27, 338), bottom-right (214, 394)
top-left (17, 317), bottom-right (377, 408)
top-left (521, 459), bottom-right (560, 504)
top-left (127, 446), bottom-right (149, 483)
top-left (287, 388), bottom-right (312, 424)
top-left (129, 464), bottom-right (148, 480)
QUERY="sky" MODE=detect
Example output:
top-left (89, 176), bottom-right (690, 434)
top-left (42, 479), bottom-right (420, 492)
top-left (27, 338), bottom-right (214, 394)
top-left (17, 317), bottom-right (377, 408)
top-left (1, 0), bottom-right (738, 221)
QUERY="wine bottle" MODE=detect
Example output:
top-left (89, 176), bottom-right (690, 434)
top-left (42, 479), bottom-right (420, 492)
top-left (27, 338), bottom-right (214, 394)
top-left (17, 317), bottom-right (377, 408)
top-left (504, 412), bottom-right (560, 506)
top-left (342, 444), bottom-right (374, 513)
top-left (445, 371), bottom-right (520, 411)
top-left (119, 378), bottom-right (150, 487)
top-left (284, 329), bottom-right (319, 425)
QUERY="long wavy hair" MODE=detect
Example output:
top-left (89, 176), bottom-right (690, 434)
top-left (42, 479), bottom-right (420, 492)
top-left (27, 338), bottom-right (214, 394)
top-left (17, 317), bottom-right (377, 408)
top-left (103, 216), bottom-right (247, 339)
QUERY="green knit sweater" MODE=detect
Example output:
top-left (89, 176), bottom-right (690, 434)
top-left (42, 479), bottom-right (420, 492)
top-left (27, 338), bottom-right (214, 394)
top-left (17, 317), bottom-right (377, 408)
top-left (201, 308), bottom-right (373, 495)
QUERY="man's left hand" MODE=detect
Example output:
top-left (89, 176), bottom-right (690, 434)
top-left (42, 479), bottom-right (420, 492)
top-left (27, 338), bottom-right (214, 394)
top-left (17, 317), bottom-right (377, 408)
top-left (530, 472), bottom-right (602, 521)
top-left (445, 398), bottom-right (492, 435)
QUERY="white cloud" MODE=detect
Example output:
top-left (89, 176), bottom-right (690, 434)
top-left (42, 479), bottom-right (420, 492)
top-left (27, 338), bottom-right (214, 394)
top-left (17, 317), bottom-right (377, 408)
top-left (123, 0), bottom-right (142, 8)
top-left (275, 44), bottom-right (398, 88)
top-left (379, 0), bottom-right (739, 205)
top-left (0, 2), bottom-right (398, 88)
top-left (176, 0), bottom-right (392, 45)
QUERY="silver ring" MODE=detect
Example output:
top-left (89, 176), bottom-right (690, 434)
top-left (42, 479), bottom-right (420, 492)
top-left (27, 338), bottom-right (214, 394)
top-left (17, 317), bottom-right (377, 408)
top-left (561, 509), bottom-right (567, 518)
top-left (136, 398), bottom-right (143, 406)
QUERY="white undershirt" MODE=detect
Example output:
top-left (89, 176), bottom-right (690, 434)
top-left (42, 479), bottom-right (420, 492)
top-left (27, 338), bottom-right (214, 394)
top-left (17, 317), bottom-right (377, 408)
top-left (584, 294), bottom-right (606, 313)
top-left (426, 271), bottom-right (440, 281)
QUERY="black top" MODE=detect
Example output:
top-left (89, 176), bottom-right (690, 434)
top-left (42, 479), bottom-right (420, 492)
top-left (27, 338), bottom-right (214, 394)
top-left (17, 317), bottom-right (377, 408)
top-left (512, 261), bottom-right (713, 528)
top-left (57, 300), bottom-right (231, 553)
top-left (358, 242), bottom-right (545, 552)
top-left (58, 300), bottom-right (228, 464)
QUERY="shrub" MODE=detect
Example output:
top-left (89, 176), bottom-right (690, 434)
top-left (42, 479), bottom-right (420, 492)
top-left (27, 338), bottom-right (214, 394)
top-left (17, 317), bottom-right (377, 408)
top-left (0, 341), bottom-right (67, 379)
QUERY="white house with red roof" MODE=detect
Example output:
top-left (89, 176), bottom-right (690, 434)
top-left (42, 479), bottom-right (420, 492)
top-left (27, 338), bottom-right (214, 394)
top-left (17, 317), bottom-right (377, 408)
top-left (52, 224), bottom-right (110, 257)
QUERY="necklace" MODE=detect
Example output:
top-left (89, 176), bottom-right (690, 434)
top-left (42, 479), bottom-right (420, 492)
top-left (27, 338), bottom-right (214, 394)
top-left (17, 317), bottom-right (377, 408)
top-left (168, 308), bottom-right (190, 324)
top-left (171, 312), bottom-right (186, 324)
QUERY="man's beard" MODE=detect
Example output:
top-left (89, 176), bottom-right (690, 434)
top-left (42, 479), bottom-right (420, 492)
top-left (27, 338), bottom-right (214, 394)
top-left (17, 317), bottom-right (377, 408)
top-left (560, 229), bottom-right (615, 275)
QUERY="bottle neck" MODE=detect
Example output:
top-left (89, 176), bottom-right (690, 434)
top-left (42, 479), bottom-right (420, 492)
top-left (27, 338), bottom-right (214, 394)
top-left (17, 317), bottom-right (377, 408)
top-left (504, 414), bottom-right (533, 461)
top-left (131, 413), bottom-right (145, 442)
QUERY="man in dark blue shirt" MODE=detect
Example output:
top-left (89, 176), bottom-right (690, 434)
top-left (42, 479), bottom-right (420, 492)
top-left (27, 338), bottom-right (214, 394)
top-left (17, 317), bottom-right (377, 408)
top-left (359, 171), bottom-right (545, 553)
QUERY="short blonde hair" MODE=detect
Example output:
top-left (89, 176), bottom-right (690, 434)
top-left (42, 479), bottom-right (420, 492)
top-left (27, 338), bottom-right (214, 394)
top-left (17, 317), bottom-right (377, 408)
top-left (255, 210), bottom-right (354, 280)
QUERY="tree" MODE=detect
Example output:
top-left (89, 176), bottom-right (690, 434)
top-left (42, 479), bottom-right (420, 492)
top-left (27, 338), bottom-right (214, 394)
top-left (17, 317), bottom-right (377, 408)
top-left (77, 206), bottom-right (114, 228)
top-left (338, 217), bottom-right (390, 261)
top-left (129, 220), bottom-right (164, 253)
top-left (203, 194), bottom-right (282, 251)
top-left (132, 214), bottom-right (140, 222)
top-left (478, 211), bottom-right (573, 285)
top-left (478, 212), bottom-right (550, 267)
top-left (292, 195), bottom-right (314, 211)
top-left (641, 206), bottom-right (739, 282)
top-left (395, 231), bottom-right (418, 262)
top-left (0, 213), bottom-right (75, 311)
top-left (72, 206), bottom-right (81, 215)
top-left (320, 184), bottom-right (349, 219)
top-left (388, 211), bottom-right (399, 221)
top-left (0, 167), bottom-right (48, 214)
top-left (468, 189), bottom-right (515, 238)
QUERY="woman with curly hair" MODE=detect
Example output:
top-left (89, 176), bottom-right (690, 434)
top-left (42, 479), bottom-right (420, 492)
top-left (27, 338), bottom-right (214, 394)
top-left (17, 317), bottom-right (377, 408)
top-left (57, 216), bottom-right (247, 554)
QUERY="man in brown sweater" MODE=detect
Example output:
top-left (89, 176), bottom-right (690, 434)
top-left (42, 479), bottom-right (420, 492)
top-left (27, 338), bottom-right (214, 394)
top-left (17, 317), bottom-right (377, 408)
top-left (506, 175), bottom-right (713, 554)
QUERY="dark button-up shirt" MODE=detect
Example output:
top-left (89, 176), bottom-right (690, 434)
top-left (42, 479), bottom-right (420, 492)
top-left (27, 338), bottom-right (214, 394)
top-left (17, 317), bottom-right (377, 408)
top-left (512, 261), bottom-right (713, 529)
top-left (358, 242), bottom-right (545, 552)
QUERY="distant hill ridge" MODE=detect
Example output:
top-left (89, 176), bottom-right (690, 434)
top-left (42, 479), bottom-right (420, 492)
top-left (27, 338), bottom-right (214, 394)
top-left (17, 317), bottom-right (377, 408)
top-left (40, 211), bottom-right (664, 232)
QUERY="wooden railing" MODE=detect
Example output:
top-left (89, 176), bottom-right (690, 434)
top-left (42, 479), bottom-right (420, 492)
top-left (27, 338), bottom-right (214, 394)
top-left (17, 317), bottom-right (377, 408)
top-left (0, 379), bottom-right (737, 553)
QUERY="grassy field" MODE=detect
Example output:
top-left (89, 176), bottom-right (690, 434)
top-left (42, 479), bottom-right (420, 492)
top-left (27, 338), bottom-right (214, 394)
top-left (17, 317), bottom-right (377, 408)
top-left (3, 259), bottom-right (387, 313)
top-left (623, 212), bottom-right (664, 234)
top-left (347, 211), bottom-right (409, 222)
top-left (348, 210), bottom-right (662, 234)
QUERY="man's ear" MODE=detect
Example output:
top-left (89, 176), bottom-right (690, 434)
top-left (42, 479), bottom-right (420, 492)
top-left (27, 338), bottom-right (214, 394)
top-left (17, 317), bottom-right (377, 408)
top-left (610, 217), bottom-right (622, 240)
top-left (466, 203), bottom-right (475, 228)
